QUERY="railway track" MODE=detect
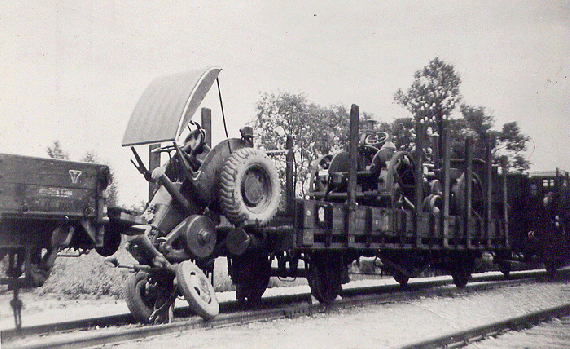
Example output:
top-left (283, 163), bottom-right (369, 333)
top-left (403, 304), bottom-right (570, 349)
top-left (0, 269), bottom-right (561, 349)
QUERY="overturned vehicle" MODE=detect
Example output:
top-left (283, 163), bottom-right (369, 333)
top-left (107, 67), bottom-right (282, 323)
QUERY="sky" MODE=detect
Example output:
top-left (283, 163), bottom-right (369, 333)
top-left (1, 0), bottom-right (568, 205)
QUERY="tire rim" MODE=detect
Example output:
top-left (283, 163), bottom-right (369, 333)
top-left (241, 165), bottom-right (272, 213)
top-left (189, 271), bottom-right (212, 304)
top-left (136, 278), bottom-right (156, 309)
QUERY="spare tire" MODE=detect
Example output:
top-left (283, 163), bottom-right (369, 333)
top-left (220, 148), bottom-right (281, 226)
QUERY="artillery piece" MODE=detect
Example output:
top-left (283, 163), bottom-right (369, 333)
top-left (106, 67), bottom-right (282, 323)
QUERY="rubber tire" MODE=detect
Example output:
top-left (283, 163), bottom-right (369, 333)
top-left (220, 148), bottom-right (281, 226)
top-left (125, 272), bottom-right (156, 323)
top-left (176, 260), bottom-right (219, 320)
top-left (309, 254), bottom-right (343, 304)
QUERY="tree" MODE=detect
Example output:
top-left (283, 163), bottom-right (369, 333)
top-left (394, 57), bottom-right (462, 122)
top-left (394, 58), bottom-right (530, 172)
top-left (252, 92), bottom-right (351, 196)
top-left (495, 122), bottom-right (531, 172)
top-left (47, 141), bottom-right (70, 160)
top-left (394, 57), bottom-right (462, 161)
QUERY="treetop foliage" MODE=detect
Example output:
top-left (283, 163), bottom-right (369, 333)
top-left (47, 141), bottom-right (70, 160)
top-left (394, 57), bottom-right (530, 172)
top-left (252, 92), bottom-right (352, 196)
top-left (394, 57), bottom-right (462, 121)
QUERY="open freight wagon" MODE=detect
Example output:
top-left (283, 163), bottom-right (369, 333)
top-left (259, 104), bottom-right (511, 302)
top-left (0, 154), bottom-right (116, 328)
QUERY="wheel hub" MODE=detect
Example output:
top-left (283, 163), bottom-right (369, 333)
top-left (243, 172), bottom-right (265, 205)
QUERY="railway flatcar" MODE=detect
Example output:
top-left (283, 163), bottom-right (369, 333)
top-left (109, 67), bottom-right (570, 324)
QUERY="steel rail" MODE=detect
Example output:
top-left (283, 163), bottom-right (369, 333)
top-left (2, 270), bottom-right (554, 349)
top-left (400, 303), bottom-right (570, 349)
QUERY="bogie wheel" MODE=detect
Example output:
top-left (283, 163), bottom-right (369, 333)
top-left (309, 253), bottom-right (343, 304)
top-left (498, 263), bottom-right (511, 279)
top-left (125, 272), bottom-right (158, 323)
top-left (230, 251), bottom-right (271, 306)
top-left (95, 223), bottom-right (122, 257)
top-left (393, 271), bottom-right (409, 288)
top-left (176, 260), bottom-right (219, 320)
top-left (220, 148), bottom-right (281, 226)
top-left (450, 257), bottom-right (475, 288)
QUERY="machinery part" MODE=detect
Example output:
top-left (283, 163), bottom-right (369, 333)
top-left (148, 290), bottom-right (175, 324)
top-left (176, 260), bottom-right (219, 320)
top-left (95, 223), bottom-right (122, 257)
top-left (163, 215), bottom-right (217, 259)
top-left (381, 151), bottom-right (417, 208)
top-left (230, 251), bottom-right (271, 306)
top-left (125, 271), bottom-right (159, 323)
top-left (308, 253), bottom-right (343, 304)
top-left (220, 148), bottom-right (281, 226)
top-left (451, 172), bottom-right (485, 216)
top-left (225, 227), bottom-right (261, 257)
top-left (182, 215), bottom-right (216, 258)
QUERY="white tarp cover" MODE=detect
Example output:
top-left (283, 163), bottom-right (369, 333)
top-left (122, 67), bottom-right (221, 146)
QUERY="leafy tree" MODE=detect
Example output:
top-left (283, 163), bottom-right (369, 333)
top-left (394, 57), bottom-right (462, 162)
top-left (394, 57), bottom-right (462, 123)
top-left (47, 141), bottom-right (70, 160)
top-left (495, 122), bottom-right (531, 172)
top-left (252, 92), bottom-right (351, 196)
top-left (394, 58), bottom-right (530, 172)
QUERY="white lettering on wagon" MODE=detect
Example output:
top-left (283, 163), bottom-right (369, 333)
top-left (38, 187), bottom-right (73, 198)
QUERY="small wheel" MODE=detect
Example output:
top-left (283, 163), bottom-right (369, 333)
top-left (309, 253), bottom-right (343, 304)
top-left (220, 148), bottom-right (281, 226)
top-left (125, 272), bottom-right (158, 323)
top-left (176, 260), bottom-right (219, 320)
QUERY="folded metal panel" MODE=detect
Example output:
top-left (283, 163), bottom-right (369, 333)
top-left (122, 67), bottom-right (221, 146)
